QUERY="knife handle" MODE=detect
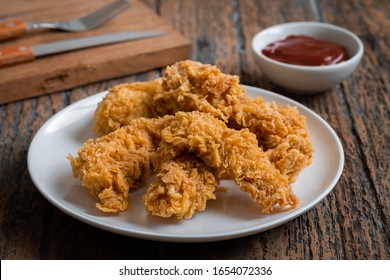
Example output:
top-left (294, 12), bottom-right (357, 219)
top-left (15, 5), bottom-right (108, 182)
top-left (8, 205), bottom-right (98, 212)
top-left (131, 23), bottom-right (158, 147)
top-left (0, 45), bottom-right (35, 68)
top-left (0, 19), bottom-right (28, 41)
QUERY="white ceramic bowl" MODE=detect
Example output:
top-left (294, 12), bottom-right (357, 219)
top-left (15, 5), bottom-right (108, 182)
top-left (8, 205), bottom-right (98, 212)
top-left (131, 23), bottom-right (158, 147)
top-left (252, 22), bottom-right (364, 94)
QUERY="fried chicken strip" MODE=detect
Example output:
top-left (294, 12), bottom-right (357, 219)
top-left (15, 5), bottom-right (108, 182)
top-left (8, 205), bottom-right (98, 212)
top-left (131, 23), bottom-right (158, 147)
top-left (232, 97), bottom-right (313, 181)
top-left (68, 118), bottom-right (161, 212)
top-left (153, 111), bottom-right (299, 213)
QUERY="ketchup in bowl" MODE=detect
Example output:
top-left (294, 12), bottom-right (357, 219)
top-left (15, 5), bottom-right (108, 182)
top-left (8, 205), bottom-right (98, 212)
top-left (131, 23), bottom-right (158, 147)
top-left (261, 35), bottom-right (348, 66)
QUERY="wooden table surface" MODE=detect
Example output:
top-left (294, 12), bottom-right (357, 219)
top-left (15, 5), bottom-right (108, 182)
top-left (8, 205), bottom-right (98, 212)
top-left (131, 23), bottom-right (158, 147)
top-left (0, 0), bottom-right (389, 260)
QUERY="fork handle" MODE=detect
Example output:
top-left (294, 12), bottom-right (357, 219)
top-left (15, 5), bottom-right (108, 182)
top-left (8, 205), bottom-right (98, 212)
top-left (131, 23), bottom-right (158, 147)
top-left (0, 45), bottom-right (35, 68)
top-left (0, 19), bottom-right (28, 41)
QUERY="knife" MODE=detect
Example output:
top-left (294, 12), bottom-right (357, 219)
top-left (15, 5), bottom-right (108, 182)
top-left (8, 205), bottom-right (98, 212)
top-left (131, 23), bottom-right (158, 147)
top-left (0, 31), bottom-right (166, 68)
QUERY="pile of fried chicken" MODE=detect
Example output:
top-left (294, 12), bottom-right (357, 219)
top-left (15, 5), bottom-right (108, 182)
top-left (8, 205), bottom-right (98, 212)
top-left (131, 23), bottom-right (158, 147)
top-left (68, 60), bottom-right (313, 219)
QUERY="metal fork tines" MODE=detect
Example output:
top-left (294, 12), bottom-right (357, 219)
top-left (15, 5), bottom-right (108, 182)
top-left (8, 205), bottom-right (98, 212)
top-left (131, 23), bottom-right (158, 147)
top-left (26, 0), bottom-right (131, 32)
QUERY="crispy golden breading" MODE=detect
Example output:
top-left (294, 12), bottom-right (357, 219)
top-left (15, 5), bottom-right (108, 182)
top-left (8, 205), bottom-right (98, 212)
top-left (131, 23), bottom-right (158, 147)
top-left (69, 112), bottom-right (298, 215)
top-left (153, 60), bottom-right (245, 122)
top-left (263, 104), bottom-right (313, 181)
top-left (153, 111), bottom-right (298, 213)
top-left (143, 156), bottom-right (218, 219)
top-left (94, 79), bottom-right (161, 136)
top-left (153, 60), bottom-right (313, 182)
top-left (68, 118), bottom-right (161, 212)
top-left (93, 61), bottom-right (313, 182)
top-left (231, 97), bottom-right (313, 181)
top-left (69, 60), bottom-right (312, 218)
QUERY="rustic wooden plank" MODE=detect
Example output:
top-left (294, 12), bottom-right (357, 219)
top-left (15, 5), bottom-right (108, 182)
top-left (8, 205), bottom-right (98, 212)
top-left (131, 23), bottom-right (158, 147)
top-left (316, 0), bottom-right (390, 260)
top-left (0, 97), bottom-right (55, 259)
top-left (157, 0), bottom-right (241, 73)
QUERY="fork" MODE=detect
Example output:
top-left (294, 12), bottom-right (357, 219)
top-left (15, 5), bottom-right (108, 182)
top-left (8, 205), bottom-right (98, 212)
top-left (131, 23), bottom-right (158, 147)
top-left (0, 0), bottom-right (131, 41)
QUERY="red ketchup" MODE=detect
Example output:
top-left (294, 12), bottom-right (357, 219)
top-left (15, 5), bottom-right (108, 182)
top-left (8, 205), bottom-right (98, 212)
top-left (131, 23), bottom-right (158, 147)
top-left (261, 35), bottom-right (348, 66)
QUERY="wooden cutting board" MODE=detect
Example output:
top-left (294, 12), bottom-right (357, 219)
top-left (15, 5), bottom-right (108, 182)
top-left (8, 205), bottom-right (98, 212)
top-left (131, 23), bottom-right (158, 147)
top-left (0, 0), bottom-right (191, 104)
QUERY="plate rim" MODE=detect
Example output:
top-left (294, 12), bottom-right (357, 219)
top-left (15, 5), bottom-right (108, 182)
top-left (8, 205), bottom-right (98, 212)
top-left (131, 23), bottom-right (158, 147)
top-left (27, 85), bottom-right (344, 242)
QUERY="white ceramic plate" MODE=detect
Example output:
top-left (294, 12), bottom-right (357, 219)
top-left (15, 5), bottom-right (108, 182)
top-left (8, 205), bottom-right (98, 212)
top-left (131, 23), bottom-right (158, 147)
top-left (28, 86), bottom-right (344, 242)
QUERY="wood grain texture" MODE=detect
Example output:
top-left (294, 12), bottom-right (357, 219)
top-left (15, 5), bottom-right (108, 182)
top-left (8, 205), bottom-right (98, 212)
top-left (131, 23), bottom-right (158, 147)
top-left (315, 0), bottom-right (390, 259)
top-left (0, 0), bottom-right (388, 260)
top-left (0, 0), bottom-right (191, 104)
